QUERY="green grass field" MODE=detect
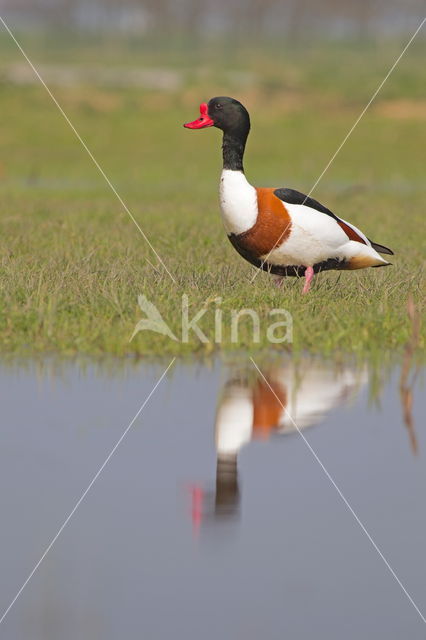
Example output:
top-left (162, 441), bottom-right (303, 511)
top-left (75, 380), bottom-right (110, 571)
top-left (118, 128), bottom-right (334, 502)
top-left (0, 34), bottom-right (424, 358)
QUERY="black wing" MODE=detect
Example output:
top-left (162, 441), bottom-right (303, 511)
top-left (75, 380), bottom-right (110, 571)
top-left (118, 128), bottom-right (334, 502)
top-left (368, 241), bottom-right (394, 256)
top-left (273, 188), bottom-right (339, 220)
top-left (274, 187), bottom-right (394, 255)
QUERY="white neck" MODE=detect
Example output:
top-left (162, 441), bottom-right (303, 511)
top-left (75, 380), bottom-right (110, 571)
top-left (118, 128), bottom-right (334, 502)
top-left (219, 169), bottom-right (258, 235)
top-left (215, 385), bottom-right (253, 455)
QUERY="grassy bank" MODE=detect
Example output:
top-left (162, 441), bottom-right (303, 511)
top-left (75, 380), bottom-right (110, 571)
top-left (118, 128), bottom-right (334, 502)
top-left (0, 35), bottom-right (424, 357)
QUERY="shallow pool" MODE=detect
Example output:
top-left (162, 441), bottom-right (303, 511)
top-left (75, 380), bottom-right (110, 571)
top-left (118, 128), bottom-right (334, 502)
top-left (0, 356), bottom-right (424, 639)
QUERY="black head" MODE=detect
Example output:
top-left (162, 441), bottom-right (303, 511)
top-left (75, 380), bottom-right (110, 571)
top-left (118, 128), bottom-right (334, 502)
top-left (184, 96), bottom-right (250, 138)
top-left (184, 96), bottom-right (250, 172)
top-left (208, 97), bottom-right (250, 136)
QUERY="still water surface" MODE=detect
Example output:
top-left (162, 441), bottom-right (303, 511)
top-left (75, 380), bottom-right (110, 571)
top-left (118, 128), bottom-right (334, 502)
top-left (0, 356), bottom-right (424, 639)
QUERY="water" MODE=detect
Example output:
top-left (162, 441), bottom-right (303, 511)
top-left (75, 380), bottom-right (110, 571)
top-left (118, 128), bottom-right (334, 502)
top-left (0, 356), bottom-right (424, 639)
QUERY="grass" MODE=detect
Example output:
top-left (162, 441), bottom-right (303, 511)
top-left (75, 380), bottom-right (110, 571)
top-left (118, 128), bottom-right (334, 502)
top-left (0, 34), bottom-right (424, 358)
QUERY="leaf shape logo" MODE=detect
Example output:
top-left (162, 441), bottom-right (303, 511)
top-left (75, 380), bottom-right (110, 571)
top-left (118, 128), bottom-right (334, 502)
top-left (130, 295), bottom-right (179, 342)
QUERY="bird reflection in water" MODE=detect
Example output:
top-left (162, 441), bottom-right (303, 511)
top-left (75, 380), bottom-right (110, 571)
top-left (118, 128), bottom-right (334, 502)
top-left (191, 359), bottom-right (368, 533)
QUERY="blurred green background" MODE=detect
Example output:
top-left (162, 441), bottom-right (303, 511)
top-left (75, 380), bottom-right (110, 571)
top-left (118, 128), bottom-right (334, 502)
top-left (0, 1), bottom-right (424, 357)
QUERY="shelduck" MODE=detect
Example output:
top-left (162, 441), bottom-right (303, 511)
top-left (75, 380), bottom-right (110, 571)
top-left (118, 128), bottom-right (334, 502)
top-left (190, 360), bottom-right (368, 526)
top-left (184, 97), bottom-right (393, 293)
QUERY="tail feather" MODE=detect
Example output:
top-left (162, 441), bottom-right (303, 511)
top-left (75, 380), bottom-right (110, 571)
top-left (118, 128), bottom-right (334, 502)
top-left (369, 240), bottom-right (394, 256)
top-left (344, 241), bottom-right (391, 270)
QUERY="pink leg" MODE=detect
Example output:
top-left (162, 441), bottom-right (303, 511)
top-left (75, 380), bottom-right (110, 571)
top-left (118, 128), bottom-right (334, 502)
top-left (302, 266), bottom-right (314, 294)
top-left (273, 276), bottom-right (285, 288)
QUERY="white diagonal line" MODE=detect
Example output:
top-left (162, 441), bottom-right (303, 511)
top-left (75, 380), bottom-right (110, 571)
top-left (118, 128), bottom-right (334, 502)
top-left (0, 15), bottom-right (177, 285)
top-left (250, 17), bottom-right (426, 283)
top-left (250, 356), bottom-right (426, 625)
top-left (0, 357), bottom-right (176, 626)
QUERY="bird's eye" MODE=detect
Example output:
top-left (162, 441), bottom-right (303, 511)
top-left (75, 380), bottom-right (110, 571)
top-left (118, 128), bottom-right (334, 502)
top-left (215, 103), bottom-right (222, 110)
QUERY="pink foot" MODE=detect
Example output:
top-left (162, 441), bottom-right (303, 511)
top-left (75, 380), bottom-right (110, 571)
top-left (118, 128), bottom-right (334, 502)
top-left (273, 276), bottom-right (285, 288)
top-left (302, 266), bottom-right (314, 294)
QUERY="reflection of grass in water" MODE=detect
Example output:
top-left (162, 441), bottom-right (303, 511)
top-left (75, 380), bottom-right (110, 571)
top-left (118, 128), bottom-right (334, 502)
top-left (0, 38), bottom-right (424, 357)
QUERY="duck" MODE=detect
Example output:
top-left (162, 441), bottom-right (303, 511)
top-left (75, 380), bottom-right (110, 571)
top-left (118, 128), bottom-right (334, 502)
top-left (190, 358), bottom-right (368, 527)
top-left (184, 96), bottom-right (393, 293)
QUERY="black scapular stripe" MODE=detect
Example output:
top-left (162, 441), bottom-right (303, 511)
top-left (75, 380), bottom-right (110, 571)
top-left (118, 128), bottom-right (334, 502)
top-left (273, 188), bottom-right (339, 220)
top-left (274, 188), bottom-right (394, 256)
